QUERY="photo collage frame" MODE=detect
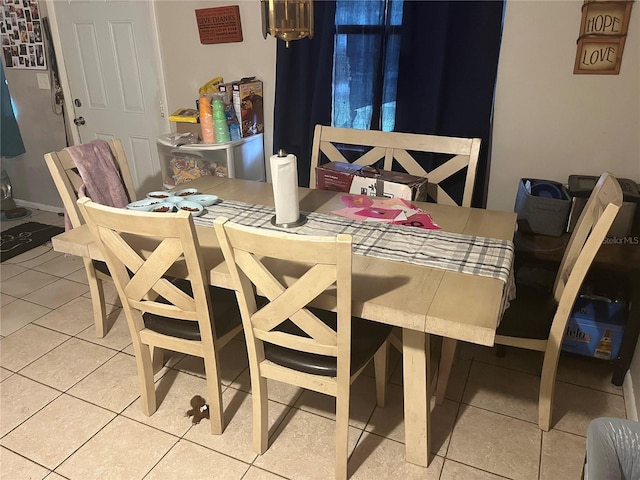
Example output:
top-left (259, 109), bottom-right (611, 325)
top-left (1, 0), bottom-right (46, 70)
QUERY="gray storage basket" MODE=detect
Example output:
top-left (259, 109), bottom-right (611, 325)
top-left (514, 178), bottom-right (572, 237)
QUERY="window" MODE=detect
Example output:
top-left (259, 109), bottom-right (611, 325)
top-left (332, 0), bottom-right (403, 132)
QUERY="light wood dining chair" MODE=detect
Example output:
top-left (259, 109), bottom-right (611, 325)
top-left (214, 217), bottom-right (392, 480)
top-left (309, 124), bottom-right (481, 207)
top-left (44, 139), bottom-right (136, 337)
top-left (436, 172), bottom-right (623, 431)
top-left (78, 198), bottom-right (243, 435)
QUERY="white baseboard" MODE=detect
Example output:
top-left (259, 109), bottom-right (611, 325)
top-left (623, 370), bottom-right (638, 421)
top-left (14, 199), bottom-right (64, 214)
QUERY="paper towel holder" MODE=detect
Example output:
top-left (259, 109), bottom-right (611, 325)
top-left (271, 213), bottom-right (307, 228)
top-left (270, 149), bottom-right (308, 228)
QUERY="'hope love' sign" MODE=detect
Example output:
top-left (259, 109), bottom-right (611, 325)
top-left (574, 1), bottom-right (633, 75)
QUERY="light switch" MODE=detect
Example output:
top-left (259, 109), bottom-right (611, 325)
top-left (37, 73), bottom-right (50, 90)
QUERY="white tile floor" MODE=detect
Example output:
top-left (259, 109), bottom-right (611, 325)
top-left (0, 211), bottom-right (628, 479)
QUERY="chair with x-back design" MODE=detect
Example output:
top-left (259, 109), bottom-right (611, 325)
top-left (78, 198), bottom-right (243, 435)
top-left (309, 124), bottom-right (481, 207)
top-left (214, 217), bottom-right (392, 479)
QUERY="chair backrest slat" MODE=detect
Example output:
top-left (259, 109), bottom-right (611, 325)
top-left (553, 173), bottom-right (622, 302)
top-left (309, 125), bottom-right (481, 207)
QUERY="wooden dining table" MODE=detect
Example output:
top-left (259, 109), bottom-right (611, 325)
top-left (51, 175), bottom-right (517, 467)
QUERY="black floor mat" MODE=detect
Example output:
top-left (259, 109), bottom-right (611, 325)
top-left (1, 222), bottom-right (64, 262)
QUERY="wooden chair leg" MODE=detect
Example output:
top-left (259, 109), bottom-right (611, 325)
top-left (252, 374), bottom-right (269, 454)
top-left (435, 338), bottom-right (457, 404)
top-left (373, 340), bottom-right (389, 407)
top-left (84, 260), bottom-right (107, 338)
top-left (538, 342), bottom-right (562, 431)
top-left (335, 388), bottom-right (350, 480)
top-left (136, 343), bottom-right (157, 416)
top-left (203, 351), bottom-right (224, 435)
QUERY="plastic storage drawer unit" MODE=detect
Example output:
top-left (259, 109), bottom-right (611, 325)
top-left (157, 133), bottom-right (265, 189)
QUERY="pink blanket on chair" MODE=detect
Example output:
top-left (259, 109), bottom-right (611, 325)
top-left (64, 140), bottom-right (130, 230)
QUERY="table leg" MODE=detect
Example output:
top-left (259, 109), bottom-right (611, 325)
top-left (402, 328), bottom-right (431, 467)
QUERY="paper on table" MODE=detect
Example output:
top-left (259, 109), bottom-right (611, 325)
top-left (270, 153), bottom-right (300, 224)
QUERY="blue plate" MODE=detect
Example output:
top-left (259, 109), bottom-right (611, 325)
top-left (127, 199), bottom-right (160, 211)
top-left (173, 188), bottom-right (199, 198)
top-left (188, 194), bottom-right (219, 207)
top-left (176, 201), bottom-right (204, 216)
top-left (146, 191), bottom-right (172, 200)
top-left (149, 202), bottom-right (177, 213)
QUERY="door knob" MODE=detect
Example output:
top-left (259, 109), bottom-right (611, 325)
top-left (73, 117), bottom-right (85, 126)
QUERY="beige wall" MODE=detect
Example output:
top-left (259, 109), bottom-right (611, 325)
top-left (488, 0), bottom-right (640, 212)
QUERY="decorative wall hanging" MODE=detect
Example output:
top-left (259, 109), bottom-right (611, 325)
top-left (195, 5), bottom-right (243, 44)
top-left (0, 0), bottom-right (46, 69)
top-left (574, 0), bottom-right (634, 75)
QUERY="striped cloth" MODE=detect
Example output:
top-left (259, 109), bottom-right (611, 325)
top-left (194, 199), bottom-right (514, 285)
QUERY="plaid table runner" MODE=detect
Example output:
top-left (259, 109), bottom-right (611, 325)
top-left (195, 199), bottom-right (514, 285)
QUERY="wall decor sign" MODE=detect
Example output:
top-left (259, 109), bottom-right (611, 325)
top-left (195, 5), bottom-right (243, 45)
top-left (574, 0), bottom-right (634, 74)
top-left (0, 0), bottom-right (46, 69)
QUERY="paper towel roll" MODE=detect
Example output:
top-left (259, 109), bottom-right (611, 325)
top-left (270, 153), bottom-right (300, 225)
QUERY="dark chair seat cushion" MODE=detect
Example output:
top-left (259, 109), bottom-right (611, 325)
top-left (143, 279), bottom-right (241, 342)
top-left (263, 306), bottom-right (392, 377)
top-left (92, 260), bottom-right (110, 276)
top-left (497, 282), bottom-right (558, 340)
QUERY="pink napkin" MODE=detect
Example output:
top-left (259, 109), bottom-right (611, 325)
top-left (392, 213), bottom-right (440, 230)
top-left (331, 194), bottom-right (441, 230)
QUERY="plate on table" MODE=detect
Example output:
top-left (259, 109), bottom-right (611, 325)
top-left (176, 201), bottom-right (204, 216)
top-left (164, 196), bottom-right (184, 204)
top-left (149, 202), bottom-right (177, 213)
top-left (146, 191), bottom-right (172, 200)
top-left (127, 199), bottom-right (160, 211)
top-left (188, 194), bottom-right (219, 207)
top-left (173, 188), bottom-right (199, 198)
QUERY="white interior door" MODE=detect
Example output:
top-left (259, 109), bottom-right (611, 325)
top-left (50, 0), bottom-right (168, 194)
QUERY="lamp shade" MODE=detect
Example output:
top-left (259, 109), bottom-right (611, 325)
top-left (262, 0), bottom-right (314, 47)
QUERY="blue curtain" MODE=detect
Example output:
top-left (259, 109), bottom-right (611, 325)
top-left (273, 0), bottom-right (336, 187)
top-left (0, 64), bottom-right (26, 158)
top-left (394, 1), bottom-right (504, 207)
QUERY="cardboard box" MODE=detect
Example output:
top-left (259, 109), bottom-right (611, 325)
top-left (514, 178), bottom-right (572, 236)
top-left (232, 77), bottom-right (264, 138)
top-left (562, 296), bottom-right (627, 360)
top-left (316, 162), bottom-right (428, 201)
